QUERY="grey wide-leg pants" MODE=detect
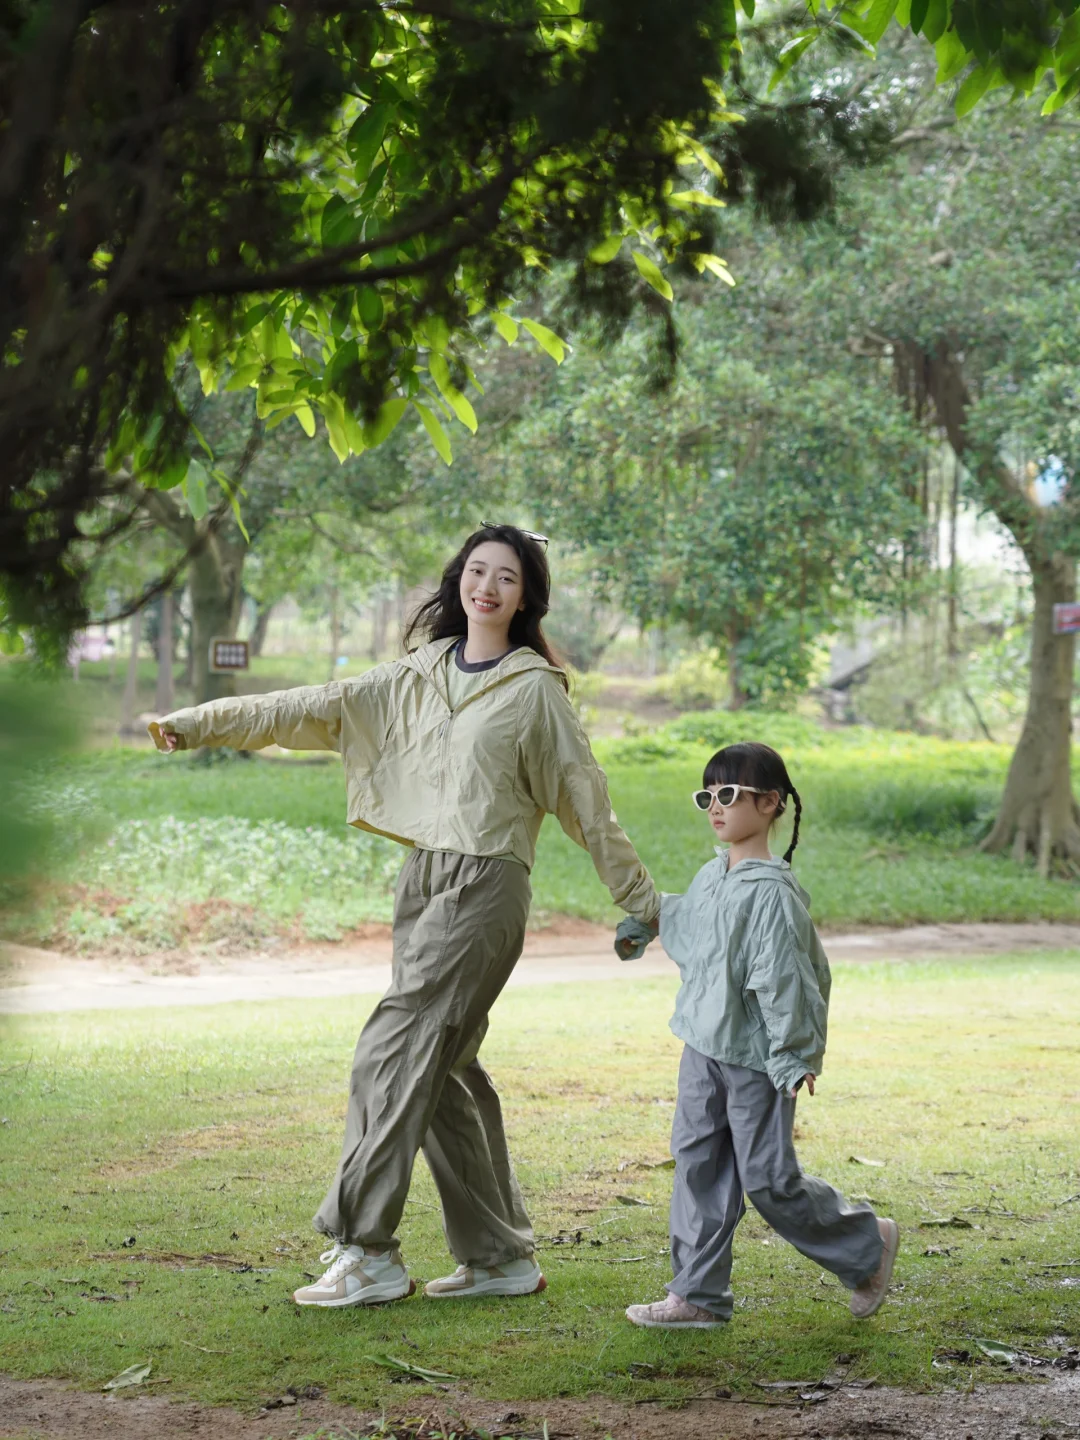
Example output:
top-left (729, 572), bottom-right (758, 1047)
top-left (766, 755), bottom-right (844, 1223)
top-left (314, 848), bottom-right (535, 1268)
top-left (668, 1046), bottom-right (884, 1318)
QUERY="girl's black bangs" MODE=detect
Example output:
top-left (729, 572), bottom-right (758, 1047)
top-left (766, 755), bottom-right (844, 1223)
top-left (702, 742), bottom-right (789, 793)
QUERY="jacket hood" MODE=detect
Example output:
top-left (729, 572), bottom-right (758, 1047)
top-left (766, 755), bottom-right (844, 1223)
top-left (401, 637), bottom-right (566, 682)
top-left (715, 849), bottom-right (811, 907)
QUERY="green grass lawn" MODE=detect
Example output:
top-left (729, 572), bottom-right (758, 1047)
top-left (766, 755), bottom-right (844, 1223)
top-left (1, 953), bottom-right (1078, 1407)
top-left (6, 713), bottom-right (1080, 952)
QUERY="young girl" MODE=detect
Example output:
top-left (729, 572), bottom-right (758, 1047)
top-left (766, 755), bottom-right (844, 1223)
top-left (615, 742), bottom-right (898, 1328)
top-left (150, 525), bottom-right (659, 1308)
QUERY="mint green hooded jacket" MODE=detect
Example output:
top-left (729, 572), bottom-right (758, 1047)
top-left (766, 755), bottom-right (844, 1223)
top-left (659, 851), bottom-right (831, 1095)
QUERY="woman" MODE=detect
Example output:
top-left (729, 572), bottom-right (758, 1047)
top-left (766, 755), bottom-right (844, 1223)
top-left (150, 524), bottom-right (660, 1307)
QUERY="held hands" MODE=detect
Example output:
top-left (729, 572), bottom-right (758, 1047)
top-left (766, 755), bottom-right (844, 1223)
top-left (614, 915), bottom-right (660, 962)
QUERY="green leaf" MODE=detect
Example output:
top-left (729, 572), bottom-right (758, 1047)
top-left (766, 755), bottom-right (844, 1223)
top-left (103, 1362), bottom-right (152, 1392)
top-left (239, 302), bottom-right (271, 336)
top-left (680, 133), bottom-right (724, 178)
top-left (427, 352), bottom-right (479, 430)
top-left (1042, 69), bottom-right (1080, 112)
top-left (422, 313), bottom-right (451, 352)
top-left (769, 30), bottom-right (819, 90)
top-left (346, 103), bottom-right (390, 178)
top-left (520, 318), bottom-right (569, 362)
top-left (832, 21), bottom-right (876, 55)
top-left (224, 362), bottom-right (264, 392)
top-left (358, 286), bottom-right (384, 330)
top-left (294, 403), bottom-right (316, 438)
top-left (696, 253), bottom-right (736, 285)
top-left (670, 188), bottom-right (725, 209)
top-left (631, 250), bottom-right (674, 302)
top-left (181, 458), bottom-right (210, 521)
top-left (362, 396), bottom-right (408, 448)
top-left (320, 396), bottom-right (351, 463)
top-left (909, 0), bottom-right (930, 33)
top-left (414, 399), bottom-right (453, 465)
top-left (361, 1353), bottom-right (457, 1382)
top-left (323, 338), bottom-right (360, 394)
top-left (329, 290), bottom-right (355, 339)
top-left (857, 0), bottom-right (898, 44)
top-left (321, 196), bottom-right (363, 249)
top-left (955, 63), bottom-right (997, 115)
top-left (215, 472), bottom-right (250, 541)
top-left (491, 312), bottom-right (519, 344)
top-left (588, 233), bottom-right (624, 264)
top-left (149, 455), bottom-right (189, 491)
top-left (921, 0), bottom-right (948, 41)
top-left (935, 28), bottom-right (969, 82)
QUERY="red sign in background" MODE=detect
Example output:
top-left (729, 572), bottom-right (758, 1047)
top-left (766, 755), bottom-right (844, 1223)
top-left (1052, 603), bottom-right (1080, 635)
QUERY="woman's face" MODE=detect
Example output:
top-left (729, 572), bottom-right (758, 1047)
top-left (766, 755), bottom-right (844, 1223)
top-left (459, 541), bottom-right (525, 633)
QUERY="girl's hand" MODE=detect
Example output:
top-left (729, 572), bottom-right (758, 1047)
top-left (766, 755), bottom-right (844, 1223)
top-left (162, 732), bottom-right (181, 752)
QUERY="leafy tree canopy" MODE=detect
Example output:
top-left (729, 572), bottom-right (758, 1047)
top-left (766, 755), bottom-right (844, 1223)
top-left (2, 0), bottom-right (749, 644)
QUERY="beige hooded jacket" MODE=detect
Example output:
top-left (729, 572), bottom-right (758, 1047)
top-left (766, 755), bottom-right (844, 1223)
top-left (149, 638), bottom-right (659, 923)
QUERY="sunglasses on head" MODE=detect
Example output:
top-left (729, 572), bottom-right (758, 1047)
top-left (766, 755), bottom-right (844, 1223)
top-left (480, 520), bottom-right (549, 548)
top-left (691, 783), bottom-right (770, 811)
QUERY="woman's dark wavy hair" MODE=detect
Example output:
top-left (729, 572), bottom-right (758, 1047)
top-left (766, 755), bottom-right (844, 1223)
top-left (703, 741), bottom-right (803, 864)
top-left (404, 525), bottom-right (566, 684)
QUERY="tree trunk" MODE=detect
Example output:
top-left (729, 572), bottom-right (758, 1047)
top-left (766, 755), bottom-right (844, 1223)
top-left (190, 531), bottom-right (247, 705)
top-left (155, 589), bottom-right (174, 714)
top-left (726, 622), bottom-right (748, 711)
top-left (370, 594), bottom-right (389, 662)
top-left (328, 584), bottom-right (341, 681)
top-left (980, 553), bottom-right (1080, 875)
top-left (119, 611), bottom-right (141, 734)
top-left (250, 600), bottom-right (274, 657)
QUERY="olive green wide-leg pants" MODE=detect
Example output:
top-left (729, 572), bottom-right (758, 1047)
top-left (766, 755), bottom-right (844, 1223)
top-left (313, 848), bottom-right (535, 1268)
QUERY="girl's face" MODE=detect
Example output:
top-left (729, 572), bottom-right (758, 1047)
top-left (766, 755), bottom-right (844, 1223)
top-left (706, 787), bottom-right (779, 846)
top-left (459, 541), bottom-right (525, 634)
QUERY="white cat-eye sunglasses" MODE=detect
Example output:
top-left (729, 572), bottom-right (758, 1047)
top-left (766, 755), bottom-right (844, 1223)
top-left (691, 784), bottom-right (771, 811)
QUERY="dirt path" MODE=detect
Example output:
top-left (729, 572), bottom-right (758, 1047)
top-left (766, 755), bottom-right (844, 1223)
top-left (3, 921), bottom-right (1080, 1015)
top-left (2, 1369), bottom-right (1078, 1440)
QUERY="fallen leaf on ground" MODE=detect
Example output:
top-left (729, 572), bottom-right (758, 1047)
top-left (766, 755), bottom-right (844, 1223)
top-left (920, 1215), bottom-right (974, 1229)
top-left (615, 1195), bottom-right (652, 1207)
top-left (102, 1361), bottom-right (152, 1391)
top-left (848, 1156), bottom-right (885, 1167)
top-left (923, 1246), bottom-right (956, 1257)
top-left (976, 1338), bottom-right (1019, 1365)
top-left (362, 1352), bottom-right (458, 1381)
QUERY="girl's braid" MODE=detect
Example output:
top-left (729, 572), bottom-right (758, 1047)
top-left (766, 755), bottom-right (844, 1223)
top-left (783, 786), bottom-right (802, 864)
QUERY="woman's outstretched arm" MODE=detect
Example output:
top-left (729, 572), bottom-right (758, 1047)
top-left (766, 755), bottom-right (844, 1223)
top-left (149, 682), bottom-right (344, 754)
top-left (522, 675), bottom-right (660, 924)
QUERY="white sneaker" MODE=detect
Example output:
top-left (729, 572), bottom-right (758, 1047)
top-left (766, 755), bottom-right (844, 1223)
top-left (626, 1293), bottom-right (725, 1329)
top-left (293, 1243), bottom-right (414, 1308)
top-left (424, 1256), bottom-right (546, 1298)
top-left (849, 1218), bottom-right (899, 1319)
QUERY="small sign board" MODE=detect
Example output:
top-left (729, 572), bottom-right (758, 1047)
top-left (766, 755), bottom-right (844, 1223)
top-left (1052, 603), bottom-right (1080, 636)
top-left (209, 638), bottom-right (250, 672)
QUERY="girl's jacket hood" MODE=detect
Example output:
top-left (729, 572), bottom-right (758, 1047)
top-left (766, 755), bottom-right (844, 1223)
top-left (658, 849), bottom-right (830, 1094)
top-left (149, 638), bottom-right (659, 923)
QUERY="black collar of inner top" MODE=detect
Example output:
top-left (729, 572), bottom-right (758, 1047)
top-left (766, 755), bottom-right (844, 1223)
top-left (454, 639), bottom-right (521, 673)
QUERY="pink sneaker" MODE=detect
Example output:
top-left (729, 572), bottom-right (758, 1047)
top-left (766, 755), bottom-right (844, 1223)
top-left (625, 1293), bottom-right (725, 1328)
top-left (850, 1218), bottom-right (900, 1319)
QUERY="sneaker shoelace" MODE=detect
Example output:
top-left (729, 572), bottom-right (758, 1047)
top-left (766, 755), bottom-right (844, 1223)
top-left (317, 1243), bottom-right (360, 1284)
